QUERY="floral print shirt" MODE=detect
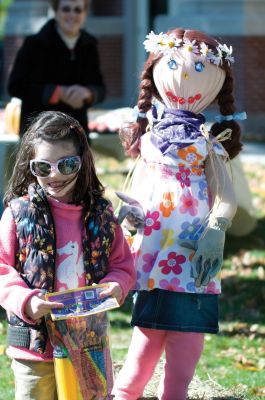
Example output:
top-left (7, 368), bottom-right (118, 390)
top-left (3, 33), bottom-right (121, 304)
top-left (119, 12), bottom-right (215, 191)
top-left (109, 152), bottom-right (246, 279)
top-left (129, 131), bottom-right (225, 295)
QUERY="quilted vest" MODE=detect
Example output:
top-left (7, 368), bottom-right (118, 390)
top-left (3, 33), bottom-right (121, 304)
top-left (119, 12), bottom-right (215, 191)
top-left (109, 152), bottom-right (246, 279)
top-left (8, 184), bottom-right (116, 354)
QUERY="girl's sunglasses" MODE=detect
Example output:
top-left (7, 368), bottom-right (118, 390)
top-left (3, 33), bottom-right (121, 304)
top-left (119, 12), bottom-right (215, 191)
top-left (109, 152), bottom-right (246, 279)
top-left (30, 156), bottom-right (81, 178)
top-left (59, 6), bottom-right (85, 14)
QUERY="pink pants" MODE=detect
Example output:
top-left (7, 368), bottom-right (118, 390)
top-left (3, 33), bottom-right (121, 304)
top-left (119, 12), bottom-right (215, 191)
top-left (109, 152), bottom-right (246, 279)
top-left (113, 327), bottom-right (204, 400)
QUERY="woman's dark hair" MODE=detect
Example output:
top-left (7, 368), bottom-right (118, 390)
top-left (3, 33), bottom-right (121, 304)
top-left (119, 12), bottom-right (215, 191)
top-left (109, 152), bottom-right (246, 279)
top-left (4, 111), bottom-right (104, 209)
top-left (120, 27), bottom-right (242, 160)
top-left (50, 0), bottom-right (90, 12)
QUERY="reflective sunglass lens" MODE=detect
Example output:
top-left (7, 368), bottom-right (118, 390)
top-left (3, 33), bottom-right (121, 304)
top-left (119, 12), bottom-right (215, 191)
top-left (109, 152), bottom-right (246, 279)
top-left (58, 157), bottom-right (81, 175)
top-left (32, 162), bottom-right (51, 177)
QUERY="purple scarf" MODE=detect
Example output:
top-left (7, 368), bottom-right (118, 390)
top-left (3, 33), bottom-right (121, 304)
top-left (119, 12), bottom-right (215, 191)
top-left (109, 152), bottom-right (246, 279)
top-left (150, 109), bottom-right (206, 155)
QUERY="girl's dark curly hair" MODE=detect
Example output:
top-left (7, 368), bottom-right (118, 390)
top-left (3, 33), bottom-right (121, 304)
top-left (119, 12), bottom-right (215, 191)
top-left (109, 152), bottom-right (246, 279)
top-left (120, 28), bottom-right (242, 160)
top-left (4, 111), bottom-right (104, 211)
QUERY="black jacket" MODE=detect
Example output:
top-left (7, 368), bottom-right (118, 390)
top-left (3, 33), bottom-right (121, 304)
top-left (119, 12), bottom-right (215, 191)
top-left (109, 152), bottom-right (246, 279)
top-left (7, 19), bottom-right (106, 135)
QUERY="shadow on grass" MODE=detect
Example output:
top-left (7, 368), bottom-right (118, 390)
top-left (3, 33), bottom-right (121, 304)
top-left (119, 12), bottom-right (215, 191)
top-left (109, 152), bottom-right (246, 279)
top-left (221, 217), bottom-right (265, 328)
top-left (109, 292), bottom-right (134, 330)
top-left (220, 276), bottom-right (265, 325)
top-left (210, 398), bottom-right (244, 400)
top-left (110, 318), bottom-right (131, 329)
top-left (225, 217), bottom-right (265, 257)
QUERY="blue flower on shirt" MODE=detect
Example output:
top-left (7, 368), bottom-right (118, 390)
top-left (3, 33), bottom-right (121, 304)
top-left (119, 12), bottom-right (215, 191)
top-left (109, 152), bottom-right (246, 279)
top-left (198, 180), bottom-right (209, 201)
top-left (179, 218), bottom-right (204, 240)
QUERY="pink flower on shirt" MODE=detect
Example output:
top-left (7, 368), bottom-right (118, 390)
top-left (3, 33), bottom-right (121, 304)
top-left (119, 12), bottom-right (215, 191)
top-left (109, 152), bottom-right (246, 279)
top-left (158, 252), bottom-right (185, 275)
top-left (159, 277), bottom-right (185, 292)
top-left (179, 191), bottom-right (198, 216)
top-left (142, 251), bottom-right (159, 273)
top-left (144, 211), bottom-right (161, 236)
top-left (205, 281), bottom-right (219, 294)
top-left (176, 166), bottom-right (191, 188)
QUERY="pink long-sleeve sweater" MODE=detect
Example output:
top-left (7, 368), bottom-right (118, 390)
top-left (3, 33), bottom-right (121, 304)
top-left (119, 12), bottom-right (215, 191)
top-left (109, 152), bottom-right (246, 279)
top-left (0, 196), bottom-right (135, 361)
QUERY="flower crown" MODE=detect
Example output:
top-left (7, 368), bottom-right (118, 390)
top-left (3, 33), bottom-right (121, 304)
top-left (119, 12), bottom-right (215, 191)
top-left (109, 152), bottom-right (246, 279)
top-left (143, 31), bottom-right (234, 66)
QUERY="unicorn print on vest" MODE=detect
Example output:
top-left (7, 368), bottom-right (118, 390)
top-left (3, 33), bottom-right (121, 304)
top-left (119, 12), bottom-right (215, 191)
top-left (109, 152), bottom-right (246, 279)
top-left (57, 241), bottom-right (84, 290)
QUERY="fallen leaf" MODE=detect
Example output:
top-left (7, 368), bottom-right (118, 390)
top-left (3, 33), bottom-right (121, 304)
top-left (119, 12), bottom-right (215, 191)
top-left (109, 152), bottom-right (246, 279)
top-left (235, 363), bottom-right (260, 371)
top-left (252, 386), bottom-right (265, 396)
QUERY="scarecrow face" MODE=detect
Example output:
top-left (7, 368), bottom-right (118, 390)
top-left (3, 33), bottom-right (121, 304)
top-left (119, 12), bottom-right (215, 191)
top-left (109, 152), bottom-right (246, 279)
top-left (153, 47), bottom-right (226, 114)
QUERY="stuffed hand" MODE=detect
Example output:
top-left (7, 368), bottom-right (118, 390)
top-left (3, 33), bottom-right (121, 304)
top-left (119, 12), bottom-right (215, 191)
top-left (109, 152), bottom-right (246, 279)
top-left (179, 217), bottom-right (231, 287)
top-left (115, 192), bottom-right (145, 229)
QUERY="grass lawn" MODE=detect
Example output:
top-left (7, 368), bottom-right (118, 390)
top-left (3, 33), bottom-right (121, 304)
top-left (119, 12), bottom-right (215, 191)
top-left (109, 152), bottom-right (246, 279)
top-left (1, 156), bottom-right (265, 399)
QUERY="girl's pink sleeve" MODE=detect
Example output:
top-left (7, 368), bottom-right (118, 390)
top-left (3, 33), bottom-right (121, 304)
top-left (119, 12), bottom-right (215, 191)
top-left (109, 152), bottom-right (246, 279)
top-left (100, 224), bottom-right (136, 302)
top-left (0, 207), bottom-right (41, 322)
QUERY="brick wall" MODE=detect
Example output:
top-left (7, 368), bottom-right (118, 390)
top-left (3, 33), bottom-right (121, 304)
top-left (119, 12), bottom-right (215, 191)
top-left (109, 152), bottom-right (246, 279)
top-left (3, 36), bottom-right (24, 97)
top-left (91, 0), bottom-right (123, 16)
top-left (98, 36), bottom-right (123, 98)
top-left (215, 36), bottom-right (265, 113)
top-left (244, 37), bottom-right (265, 112)
top-left (218, 36), bottom-right (265, 138)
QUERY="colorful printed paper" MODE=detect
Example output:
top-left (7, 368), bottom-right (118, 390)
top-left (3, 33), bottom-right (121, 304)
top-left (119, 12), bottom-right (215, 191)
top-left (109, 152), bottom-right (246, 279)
top-left (46, 284), bottom-right (119, 321)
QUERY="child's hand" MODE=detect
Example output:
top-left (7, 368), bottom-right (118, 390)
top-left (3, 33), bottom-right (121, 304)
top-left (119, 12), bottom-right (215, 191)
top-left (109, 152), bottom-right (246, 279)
top-left (99, 282), bottom-right (123, 304)
top-left (25, 293), bottom-right (64, 321)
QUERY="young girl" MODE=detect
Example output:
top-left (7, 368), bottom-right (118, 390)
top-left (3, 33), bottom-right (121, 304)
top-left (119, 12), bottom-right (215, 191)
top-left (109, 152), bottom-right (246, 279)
top-left (113, 28), bottom-right (245, 399)
top-left (0, 111), bottom-right (135, 400)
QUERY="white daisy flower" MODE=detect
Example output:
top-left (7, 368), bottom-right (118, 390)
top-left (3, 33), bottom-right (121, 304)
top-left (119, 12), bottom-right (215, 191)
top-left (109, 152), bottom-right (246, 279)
top-left (219, 44), bottom-right (235, 65)
top-left (211, 46), bottom-right (223, 66)
top-left (161, 35), bottom-right (182, 55)
top-left (219, 43), bottom-right (233, 57)
top-left (200, 42), bottom-right (214, 61)
top-left (143, 31), bottom-right (165, 54)
top-left (224, 54), bottom-right (235, 65)
top-left (183, 39), bottom-right (199, 55)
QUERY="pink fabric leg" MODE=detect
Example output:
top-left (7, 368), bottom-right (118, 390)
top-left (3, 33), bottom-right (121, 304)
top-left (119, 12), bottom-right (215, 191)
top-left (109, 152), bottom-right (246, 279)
top-left (158, 332), bottom-right (204, 400)
top-left (113, 327), bottom-right (166, 400)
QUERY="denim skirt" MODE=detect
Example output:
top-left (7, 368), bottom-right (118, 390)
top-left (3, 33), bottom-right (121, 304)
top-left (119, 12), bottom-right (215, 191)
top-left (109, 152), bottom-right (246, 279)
top-left (131, 289), bottom-right (219, 334)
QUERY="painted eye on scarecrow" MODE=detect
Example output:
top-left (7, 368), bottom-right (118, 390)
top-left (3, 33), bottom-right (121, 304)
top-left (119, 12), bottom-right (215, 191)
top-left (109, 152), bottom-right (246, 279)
top-left (167, 59), bottom-right (178, 70)
top-left (194, 62), bottom-right (205, 72)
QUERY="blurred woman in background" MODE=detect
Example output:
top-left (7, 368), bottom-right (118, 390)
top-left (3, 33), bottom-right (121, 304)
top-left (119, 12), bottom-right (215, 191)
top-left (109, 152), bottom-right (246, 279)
top-left (7, 0), bottom-right (106, 139)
